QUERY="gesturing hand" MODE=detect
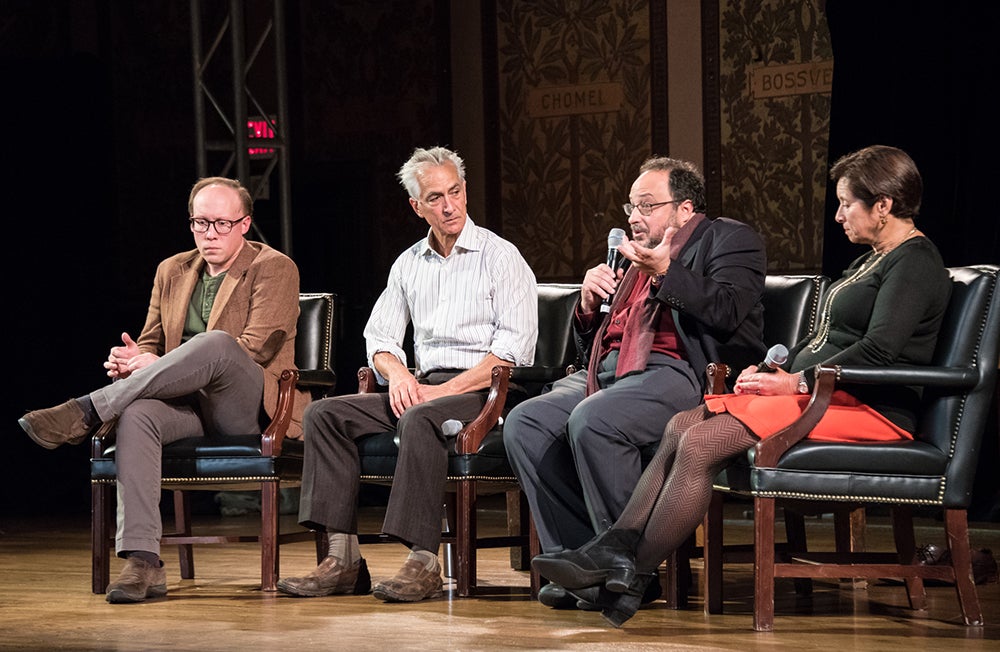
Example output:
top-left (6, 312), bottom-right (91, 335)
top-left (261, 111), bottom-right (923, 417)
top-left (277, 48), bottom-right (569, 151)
top-left (618, 228), bottom-right (676, 278)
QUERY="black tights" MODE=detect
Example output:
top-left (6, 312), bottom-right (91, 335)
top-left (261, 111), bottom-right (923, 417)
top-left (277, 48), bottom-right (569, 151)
top-left (614, 405), bottom-right (758, 572)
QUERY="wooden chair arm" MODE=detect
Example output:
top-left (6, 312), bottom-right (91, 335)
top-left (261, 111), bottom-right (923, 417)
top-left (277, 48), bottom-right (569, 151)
top-left (454, 365), bottom-right (511, 455)
top-left (261, 369), bottom-right (300, 457)
top-left (721, 359), bottom-right (982, 469)
top-left (706, 362), bottom-right (730, 395)
top-left (357, 366), bottom-right (378, 393)
top-left (753, 364), bottom-right (837, 467)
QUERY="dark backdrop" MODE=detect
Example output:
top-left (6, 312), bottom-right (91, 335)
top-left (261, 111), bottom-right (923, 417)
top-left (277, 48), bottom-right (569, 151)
top-left (824, 0), bottom-right (1000, 273)
top-left (3, 1), bottom-right (997, 520)
top-left (825, 0), bottom-right (999, 520)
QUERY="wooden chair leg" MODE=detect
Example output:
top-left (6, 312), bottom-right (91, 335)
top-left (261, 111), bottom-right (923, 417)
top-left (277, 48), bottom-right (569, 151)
top-left (173, 490), bottom-right (195, 580)
top-left (703, 492), bottom-right (724, 614)
top-left (889, 505), bottom-right (926, 611)
top-left (455, 480), bottom-right (477, 597)
top-left (662, 551), bottom-right (679, 609)
top-left (784, 508), bottom-right (812, 596)
top-left (753, 497), bottom-right (777, 632)
top-left (442, 496), bottom-right (457, 579)
top-left (260, 481), bottom-right (280, 591)
top-left (662, 534), bottom-right (694, 609)
top-left (944, 508), bottom-right (984, 626)
top-left (507, 489), bottom-right (530, 571)
top-left (834, 506), bottom-right (867, 589)
top-left (91, 481), bottom-right (113, 594)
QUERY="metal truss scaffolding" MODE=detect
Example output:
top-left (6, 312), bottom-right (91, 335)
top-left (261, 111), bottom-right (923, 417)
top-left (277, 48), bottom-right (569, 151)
top-left (190, 0), bottom-right (293, 254)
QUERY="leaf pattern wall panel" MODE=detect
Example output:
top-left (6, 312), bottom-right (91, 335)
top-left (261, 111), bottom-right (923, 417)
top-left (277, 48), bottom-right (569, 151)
top-left (717, 0), bottom-right (832, 272)
top-left (496, 0), bottom-right (653, 282)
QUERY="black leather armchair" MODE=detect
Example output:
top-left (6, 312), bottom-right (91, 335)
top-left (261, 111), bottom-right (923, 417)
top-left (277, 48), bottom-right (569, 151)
top-left (705, 265), bottom-right (1000, 630)
top-left (355, 283), bottom-right (582, 597)
top-left (90, 292), bottom-right (337, 593)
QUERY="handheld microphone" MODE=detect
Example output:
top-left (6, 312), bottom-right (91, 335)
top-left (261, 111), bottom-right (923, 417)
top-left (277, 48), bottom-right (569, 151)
top-left (756, 344), bottom-right (789, 372)
top-left (600, 228), bottom-right (627, 314)
top-left (441, 419), bottom-right (464, 437)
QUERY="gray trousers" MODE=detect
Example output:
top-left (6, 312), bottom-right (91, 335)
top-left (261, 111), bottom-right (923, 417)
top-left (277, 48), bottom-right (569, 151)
top-left (297, 372), bottom-right (488, 552)
top-left (503, 351), bottom-right (701, 553)
top-left (91, 331), bottom-right (265, 556)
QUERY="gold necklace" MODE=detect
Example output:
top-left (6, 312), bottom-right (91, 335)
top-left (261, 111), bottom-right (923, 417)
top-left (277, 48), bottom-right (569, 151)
top-left (807, 229), bottom-right (917, 353)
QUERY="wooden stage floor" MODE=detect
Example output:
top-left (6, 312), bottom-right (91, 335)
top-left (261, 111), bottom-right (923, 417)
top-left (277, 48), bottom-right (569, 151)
top-left (1, 501), bottom-right (998, 651)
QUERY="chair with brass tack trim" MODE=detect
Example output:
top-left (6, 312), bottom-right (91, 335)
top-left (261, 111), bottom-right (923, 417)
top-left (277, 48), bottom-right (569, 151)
top-left (90, 292), bottom-right (337, 593)
top-left (701, 265), bottom-right (999, 630)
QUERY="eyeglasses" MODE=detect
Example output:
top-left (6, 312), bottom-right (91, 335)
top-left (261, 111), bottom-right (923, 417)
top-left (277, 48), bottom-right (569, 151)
top-left (189, 216), bottom-right (247, 234)
top-left (622, 199), bottom-right (682, 217)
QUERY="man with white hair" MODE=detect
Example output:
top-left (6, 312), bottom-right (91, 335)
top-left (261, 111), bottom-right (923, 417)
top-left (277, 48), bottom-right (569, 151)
top-left (278, 146), bottom-right (538, 603)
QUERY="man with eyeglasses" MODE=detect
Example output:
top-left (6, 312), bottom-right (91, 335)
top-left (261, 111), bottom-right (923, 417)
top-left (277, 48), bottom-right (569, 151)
top-left (18, 176), bottom-right (306, 603)
top-left (277, 146), bottom-right (537, 604)
top-left (504, 156), bottom-right (767, 610)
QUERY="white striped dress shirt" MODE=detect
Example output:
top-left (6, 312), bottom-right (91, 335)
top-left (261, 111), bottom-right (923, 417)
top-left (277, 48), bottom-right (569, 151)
top-left (364, 217), bottom-right (538, 382)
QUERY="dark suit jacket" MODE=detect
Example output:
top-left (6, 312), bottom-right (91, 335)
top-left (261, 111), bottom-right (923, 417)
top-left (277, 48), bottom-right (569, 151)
top-left (576, 215), bottom-right (767, 392)
top-left (135, 240), bottom-right (309, 437)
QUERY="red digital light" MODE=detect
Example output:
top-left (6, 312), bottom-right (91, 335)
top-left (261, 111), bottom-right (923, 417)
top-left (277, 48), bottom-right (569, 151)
top-left (247, 118), bottom-right (275, 158)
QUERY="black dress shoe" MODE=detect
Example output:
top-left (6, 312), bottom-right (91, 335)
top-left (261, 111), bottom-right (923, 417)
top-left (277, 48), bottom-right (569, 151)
top-left (531, 528), bottom-right (640, 591)
top-left (537, 582), bottom-right (577, 609)
top-left (601, 572), bottom-right (658, 628)
top-left (567, 570), bottom-right (661, 613)
top-left (917, 544), bottom-right (998, 585)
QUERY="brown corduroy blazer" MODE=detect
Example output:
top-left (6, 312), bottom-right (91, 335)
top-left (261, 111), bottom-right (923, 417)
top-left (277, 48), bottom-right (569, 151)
top-left (134, 239), bottom-right (309, 438)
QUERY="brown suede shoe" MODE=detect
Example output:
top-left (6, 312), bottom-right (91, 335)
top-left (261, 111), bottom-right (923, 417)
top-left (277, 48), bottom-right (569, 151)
top-left (18, 399), bottom-right (93, 449)
top-left (372, 557), bottom-right (444, 602)
top-left (106, 557), bottom-right (168, 603)
top-left (276, 557), bottom-right (372, 597)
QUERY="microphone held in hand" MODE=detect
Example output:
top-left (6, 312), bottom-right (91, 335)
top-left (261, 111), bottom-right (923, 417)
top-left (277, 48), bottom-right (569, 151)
top-left (600, 228), bottom-right (627, 314)
top-left (756, 344), bottom-right (789, 372)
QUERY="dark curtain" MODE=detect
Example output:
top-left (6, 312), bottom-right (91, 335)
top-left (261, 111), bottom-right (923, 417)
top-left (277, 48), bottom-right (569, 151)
top-left (824, 0), bottom-right (1000, 274)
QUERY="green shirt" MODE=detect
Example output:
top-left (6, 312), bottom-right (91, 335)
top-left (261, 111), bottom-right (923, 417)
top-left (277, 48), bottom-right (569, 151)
top-left (183, 269), bottom-right (227, 342)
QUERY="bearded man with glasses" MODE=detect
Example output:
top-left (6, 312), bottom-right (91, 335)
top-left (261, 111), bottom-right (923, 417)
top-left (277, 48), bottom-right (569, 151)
top-left (19, 176), bottom-right (306, 603)
top-left (504, 156), bottom-right (767, 611)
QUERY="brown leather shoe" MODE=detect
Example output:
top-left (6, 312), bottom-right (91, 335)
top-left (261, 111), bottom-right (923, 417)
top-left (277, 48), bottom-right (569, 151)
top-left (277, 557), bottom-right (372, 597)
top-left (18, 399), bottom-right (93, 449)
top-left (372, 556), bottom-right (444, 602)
top-left (106, 557), bottom-right (167, 603)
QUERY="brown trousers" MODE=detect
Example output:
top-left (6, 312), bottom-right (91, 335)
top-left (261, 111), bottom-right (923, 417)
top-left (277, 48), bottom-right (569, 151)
top-left (297, 372), bottom-right (488, 552)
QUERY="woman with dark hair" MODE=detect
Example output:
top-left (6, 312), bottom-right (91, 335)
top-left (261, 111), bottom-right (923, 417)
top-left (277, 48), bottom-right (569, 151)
top-left (531, 144), bottom-right (952, 627)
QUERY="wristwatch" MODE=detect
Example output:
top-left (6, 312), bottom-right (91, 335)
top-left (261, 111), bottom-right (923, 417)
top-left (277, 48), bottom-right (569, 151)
top-left (796, 371), bottom-right (809, 394)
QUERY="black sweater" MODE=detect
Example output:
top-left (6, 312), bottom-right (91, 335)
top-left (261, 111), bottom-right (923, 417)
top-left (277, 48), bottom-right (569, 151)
top-left (788, 236), bottom-right (951, 433)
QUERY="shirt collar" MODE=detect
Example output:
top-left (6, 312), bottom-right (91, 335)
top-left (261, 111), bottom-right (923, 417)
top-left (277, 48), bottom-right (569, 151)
top-left (420, 216), bottom-right (480, 258)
